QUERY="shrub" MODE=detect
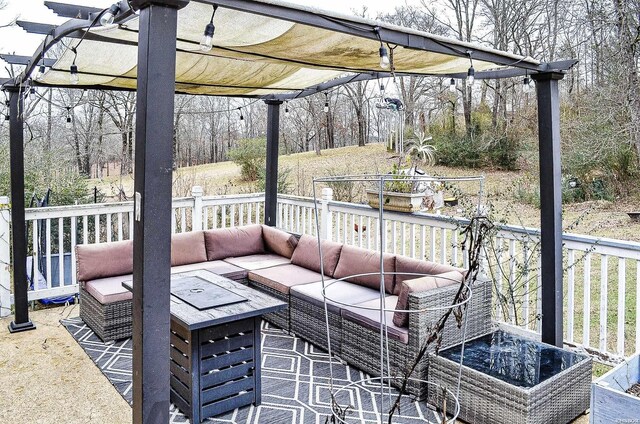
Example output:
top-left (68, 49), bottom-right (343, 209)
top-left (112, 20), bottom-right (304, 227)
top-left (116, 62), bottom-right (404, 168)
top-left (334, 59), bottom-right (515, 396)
top-left (229, 138), bottom-right (267, 181)
top-left (325, 168), bottom-right (359, 202)
top-left (256, 166), bottom-right (293, 195)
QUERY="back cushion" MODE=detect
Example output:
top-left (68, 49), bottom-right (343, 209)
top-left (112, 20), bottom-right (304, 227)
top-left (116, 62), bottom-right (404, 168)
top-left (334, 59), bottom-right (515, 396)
top-left (392, 270), bottom-right (464, 327)
top-left (262, 225), bottom-right (298, 259)
top-left (332, 245), bottom-right (396, 294)
top-left (171, 231), bottom-right (207, 266)
top-left (204, 224), bottom-right (265, 261)
top-left (394, 255), bottom-right (467, 295)
top-left (76, 240), bottom-right (133, 282)
top-left (290, 234), bottom-right (343, 277)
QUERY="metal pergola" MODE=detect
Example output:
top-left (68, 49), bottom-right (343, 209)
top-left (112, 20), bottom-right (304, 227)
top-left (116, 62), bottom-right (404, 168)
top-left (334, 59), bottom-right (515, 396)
top-left (1, 1), bottom-right (573, 422)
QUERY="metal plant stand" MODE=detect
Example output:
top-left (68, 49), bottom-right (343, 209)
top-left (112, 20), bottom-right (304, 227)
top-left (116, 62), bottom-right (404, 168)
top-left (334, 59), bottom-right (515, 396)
top-left (311, 173), bottom-right (486, 423)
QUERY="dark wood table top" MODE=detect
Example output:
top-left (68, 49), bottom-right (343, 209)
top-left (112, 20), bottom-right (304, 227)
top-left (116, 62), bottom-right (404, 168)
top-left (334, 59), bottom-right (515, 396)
top-left (122, 270), bottom-right (287, 331)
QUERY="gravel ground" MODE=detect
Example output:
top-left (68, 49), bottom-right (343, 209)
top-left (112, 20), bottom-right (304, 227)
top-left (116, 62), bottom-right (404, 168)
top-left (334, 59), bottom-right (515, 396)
top-left (0, 305), bottom-right (131, 424)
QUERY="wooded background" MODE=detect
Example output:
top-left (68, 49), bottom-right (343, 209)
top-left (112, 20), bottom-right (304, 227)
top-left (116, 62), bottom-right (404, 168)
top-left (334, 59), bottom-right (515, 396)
top-left (0, 0), bottom-right (638, 205)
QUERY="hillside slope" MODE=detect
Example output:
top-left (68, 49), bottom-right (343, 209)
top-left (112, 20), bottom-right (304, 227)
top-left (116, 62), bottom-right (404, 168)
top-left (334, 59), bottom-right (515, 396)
top-left (92, 143), bottom-right (640, 241)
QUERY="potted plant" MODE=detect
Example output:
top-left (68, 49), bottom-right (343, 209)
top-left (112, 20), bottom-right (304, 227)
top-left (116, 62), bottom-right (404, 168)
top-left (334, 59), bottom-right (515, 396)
top-left (366, 132), bottom-right (437, 213)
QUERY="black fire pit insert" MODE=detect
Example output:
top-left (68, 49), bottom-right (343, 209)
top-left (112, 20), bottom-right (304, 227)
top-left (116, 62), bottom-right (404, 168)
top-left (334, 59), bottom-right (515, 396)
top-left (170, 275), bottom-right (247, 310)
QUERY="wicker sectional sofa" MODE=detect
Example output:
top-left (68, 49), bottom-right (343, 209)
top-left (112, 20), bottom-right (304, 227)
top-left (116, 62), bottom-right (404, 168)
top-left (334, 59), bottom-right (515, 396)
top-left (76, 224), bottom-right (492, 397)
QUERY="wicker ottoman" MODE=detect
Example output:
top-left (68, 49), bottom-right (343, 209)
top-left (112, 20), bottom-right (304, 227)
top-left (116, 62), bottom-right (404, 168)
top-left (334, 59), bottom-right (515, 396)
top-left (429, 330), bottom-right (592, 424)
top-left (79, 287), bottom-right (132, 342)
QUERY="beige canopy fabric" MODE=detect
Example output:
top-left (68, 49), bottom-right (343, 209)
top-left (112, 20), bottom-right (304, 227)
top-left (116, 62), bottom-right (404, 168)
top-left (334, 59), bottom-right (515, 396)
top-left (38, 0), bottom-right (540, 97)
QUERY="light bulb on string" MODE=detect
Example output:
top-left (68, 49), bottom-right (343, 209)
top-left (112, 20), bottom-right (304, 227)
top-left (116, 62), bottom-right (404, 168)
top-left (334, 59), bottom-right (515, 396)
top-left (284, 101), bottom-right (289, 117)
top-left (379, 45), bottom-right (390, 69)
top-left (65, 107), bottom-right (72, 129)
top-left (466, 66), bottom-right (475, 87)
top-left (238, 107), bottom-right (244, 121)
top-left (99, 4), bottom-right (120, 26)
top-left (35, 64), bottom-right (46, 81)
top-left (200, 5), bottom-right (218, 52)
top-left (70, 64), bottom-right (79, 85)
top-left (523, 76), bottom-right (532, 93)
top-left (449, 78), bottom-right (456, 93)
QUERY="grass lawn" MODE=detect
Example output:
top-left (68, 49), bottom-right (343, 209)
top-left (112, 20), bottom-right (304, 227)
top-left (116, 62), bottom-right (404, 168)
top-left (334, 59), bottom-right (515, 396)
top-left (91, 143), bottom-right (640, 241)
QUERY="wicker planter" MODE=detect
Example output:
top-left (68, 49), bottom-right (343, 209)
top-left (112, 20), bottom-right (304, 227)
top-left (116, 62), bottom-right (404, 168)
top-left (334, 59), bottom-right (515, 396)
top-left (591, 353), bottom-right (640, 423)
top-left (366, 189), bottom-right (424, 213)
top-left (429, 330), bottom-right (592, 424)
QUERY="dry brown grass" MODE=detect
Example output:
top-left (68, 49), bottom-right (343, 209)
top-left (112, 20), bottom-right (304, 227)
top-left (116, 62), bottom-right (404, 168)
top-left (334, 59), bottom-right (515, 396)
top-left (91, 143), bottom-right (640, 242)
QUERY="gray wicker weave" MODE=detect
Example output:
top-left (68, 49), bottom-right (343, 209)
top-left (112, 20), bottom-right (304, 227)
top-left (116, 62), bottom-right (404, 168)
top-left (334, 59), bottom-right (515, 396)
top-left (341, 277), bottom-right (493, 398)
top-left (429, 337), bottom-right (592, 424)
top-left (248, 280), bottom-right (290, 330)
top-left (79, 287), bottom-right (132, 342)
top-left (79, 272), bottom-right (248, 343)
top-left (290, 296), bottom-right (342, 355)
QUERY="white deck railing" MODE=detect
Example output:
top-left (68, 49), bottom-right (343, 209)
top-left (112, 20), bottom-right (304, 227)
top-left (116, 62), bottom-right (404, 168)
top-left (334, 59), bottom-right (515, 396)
top-left (1, 187), bottom-right (638, 361)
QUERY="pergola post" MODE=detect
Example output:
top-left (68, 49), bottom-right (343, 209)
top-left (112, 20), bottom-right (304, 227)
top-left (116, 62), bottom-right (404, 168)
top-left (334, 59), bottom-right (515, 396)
top-left (532, 72), bottom-right (564, 347)
top-left (130, 1), bottom-right (187, 422)
top-left (264, 100), bottom-right (282, 226)
top-left (6, 86), bottom-right (35, 334)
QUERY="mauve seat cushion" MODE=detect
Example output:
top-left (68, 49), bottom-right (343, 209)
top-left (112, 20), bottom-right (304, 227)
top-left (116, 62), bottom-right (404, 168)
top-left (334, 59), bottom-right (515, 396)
top-left (85, 274), bottom-right (133, 304)
top-left (171, 260), bottom-right (247, 281)
top-left (262, 225), bottom-right (298, 259)
top-left (394, 255), bottom-right (466, 295)
top-left (342, 296), bottom-right (409, 344)
top-left (290, 234), bottom-right (343, 277)
top-left (248, 264), bottom-right (325, 294)
top-left (204, 224), bottom-right (264, 261)
top-left (76, 240), bottom-right (133, 282)
top-left (392, 270), bottom-right (464, 328)
top-left (171, 231), bottom-right (207, 266)
top-left (332, 245), bottom-right (396, 294)
top-left (224, 253), bottom-right (290, 271)
top-left (290, 280), bottom-right (380, 314)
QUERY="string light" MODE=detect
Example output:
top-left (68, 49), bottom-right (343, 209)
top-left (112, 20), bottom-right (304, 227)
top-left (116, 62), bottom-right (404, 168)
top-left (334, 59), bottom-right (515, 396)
top-left (69, 48), bottom-right (79, 85)
top-left (323, 93), bottom-right (329, 113)
top-left (70, 64), bottom-right (79, 85)
top-left (35, 64), bottom-right (46, 81)
top-left (374, 27), bottom-right (390, 70)
top-left (200, 5), bottom-right (218, 52)
top-left (284, 101), bottom-right (289, 117)
top-left (466, 66), bottom-right (475, 87)
top-left (65, 107), bottom-right (73, 128)
top-left (523, 75), bottom-right (532, 93)
top-left (465, 52), bottom-right (475, 87)
top-left (380, 82), bottom-right (385, 95)
top-left (449, 78), bottom-right (456, 93)
top-left (238, 107), bottom-right (244, 121)
top-left (99, 4), bottom-right (120, 26)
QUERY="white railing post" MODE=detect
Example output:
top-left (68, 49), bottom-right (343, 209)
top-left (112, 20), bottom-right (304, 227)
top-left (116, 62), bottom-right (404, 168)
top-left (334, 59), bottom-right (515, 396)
top-left (0, 196), bottom-right (11, 317)
top-left (191, 186), bottom-right (203, 231)
top-left (320, 188), bottom-right (333, 241)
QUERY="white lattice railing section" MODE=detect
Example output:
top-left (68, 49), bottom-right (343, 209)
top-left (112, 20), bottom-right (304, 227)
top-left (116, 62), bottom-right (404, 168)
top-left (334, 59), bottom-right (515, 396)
top-left (0, 188), bottom-right (264, 307)
top-left (275, 189), bottom-right (640, 361)
top-left (2, 186), bottom-right (639, 361)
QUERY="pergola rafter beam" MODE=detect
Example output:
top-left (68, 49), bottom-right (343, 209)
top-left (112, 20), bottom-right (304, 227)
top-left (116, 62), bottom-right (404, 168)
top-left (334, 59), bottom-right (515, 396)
top-left (44, 1), bottom-right (101, 19)
top-left (0, 54), bottom-right (57, 68)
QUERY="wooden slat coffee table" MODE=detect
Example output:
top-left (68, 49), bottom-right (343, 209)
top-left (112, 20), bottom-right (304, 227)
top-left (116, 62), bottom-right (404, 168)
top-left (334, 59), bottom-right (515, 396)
top-left (123, 270), bottom-right (287, 423)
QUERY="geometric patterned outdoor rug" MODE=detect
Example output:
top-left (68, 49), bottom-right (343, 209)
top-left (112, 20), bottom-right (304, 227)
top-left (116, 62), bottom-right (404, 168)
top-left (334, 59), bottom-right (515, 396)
top-left (62, 317), bottom-right (439, 423)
